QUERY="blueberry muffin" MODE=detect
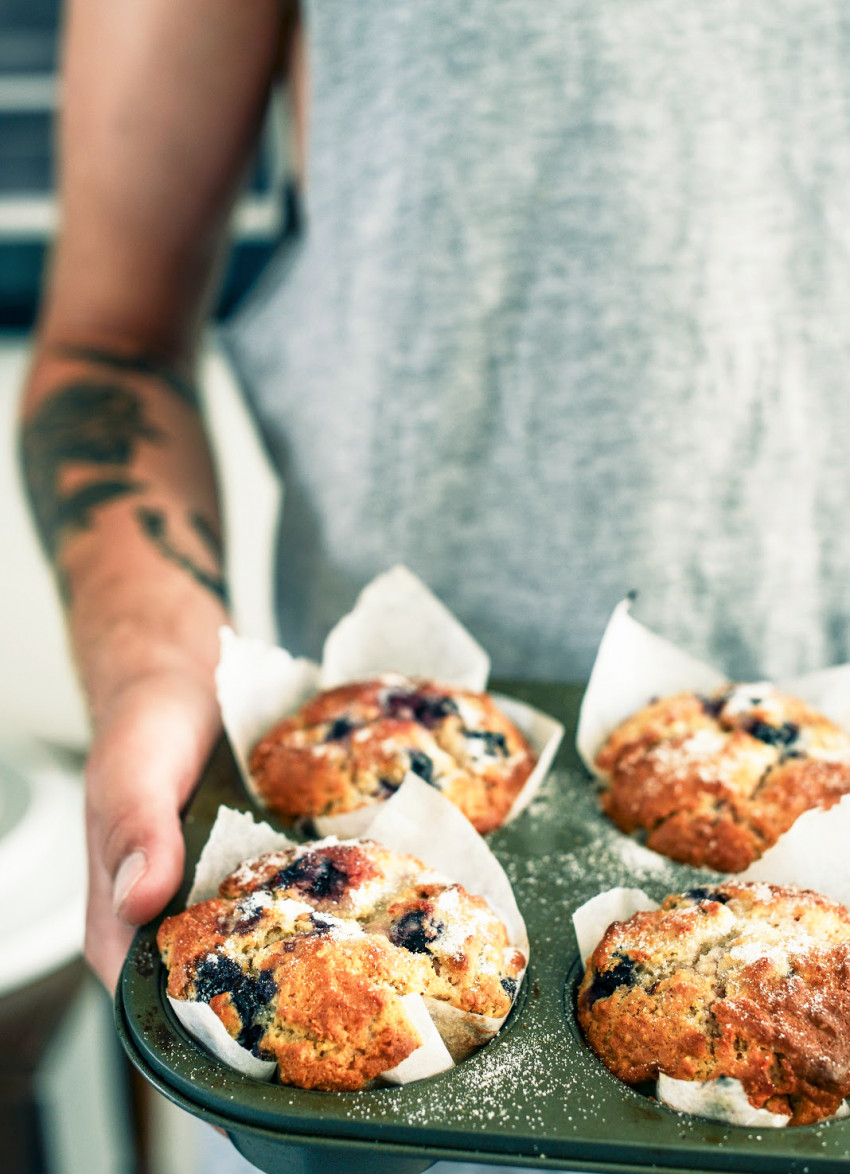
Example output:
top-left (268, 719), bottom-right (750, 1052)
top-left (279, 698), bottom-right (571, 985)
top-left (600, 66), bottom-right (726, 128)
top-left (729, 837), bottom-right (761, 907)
top-left (577, 882), bottom-right (850, 1125)
top-left (249, 674), bottom-right (537, 833)
top-left (158, 838), bottom-right (525, 1089)
top-left (595, 684), bottom-right (850, 871)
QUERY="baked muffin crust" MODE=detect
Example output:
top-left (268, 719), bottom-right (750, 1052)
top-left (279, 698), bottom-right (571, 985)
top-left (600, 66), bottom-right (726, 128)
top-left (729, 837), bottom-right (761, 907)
top-left (577, 882), bottom-right (850, 1125)
top-left (249, 674), bottom-right (536, 833)
top-left (158, 838), bottom-right (524, 1089)
top-left (595, 684), bottom-right (850, 871)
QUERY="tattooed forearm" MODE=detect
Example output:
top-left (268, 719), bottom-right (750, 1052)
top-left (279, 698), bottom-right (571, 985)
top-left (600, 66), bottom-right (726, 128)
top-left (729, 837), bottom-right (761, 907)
top-left (21, 371), bottom-right (226, 607)
top-left (21, 381), bottom-right (162, 559)
top-left (137, 507), bottom-right (229, 605)
top-left (50, 344), bottom-right (199, 408)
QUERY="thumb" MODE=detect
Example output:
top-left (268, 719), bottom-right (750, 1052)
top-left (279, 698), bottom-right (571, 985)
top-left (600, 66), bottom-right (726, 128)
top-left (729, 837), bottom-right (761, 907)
top-left (84, 740), bottom-right (188, 991)
top-left (106, 794), bottom-right (186, 928)
top-left (87, 729), bottom-right (190, 928)
top-left (85, 675), bottom-right (219, 938)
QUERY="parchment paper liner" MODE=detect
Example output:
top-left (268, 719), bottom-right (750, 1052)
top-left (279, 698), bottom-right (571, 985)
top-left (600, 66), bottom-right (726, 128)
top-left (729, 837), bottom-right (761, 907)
top-left (167, 775), bottom-right (529, 1087)
top-left (216, 565), bottom-right (564, 838)
top-left (572, 887), bottom-right (848, 1127)
top-left (575, 598), bottom-right (850, 897)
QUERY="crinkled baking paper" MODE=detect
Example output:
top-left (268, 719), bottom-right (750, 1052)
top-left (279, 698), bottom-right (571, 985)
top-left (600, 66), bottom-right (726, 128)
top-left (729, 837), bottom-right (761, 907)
top-left (217, 564), bottom-right (564, 836)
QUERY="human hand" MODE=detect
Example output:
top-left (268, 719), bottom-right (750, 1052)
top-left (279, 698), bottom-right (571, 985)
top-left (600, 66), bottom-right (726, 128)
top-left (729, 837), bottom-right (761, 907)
top-left (83, 668), bottom-right (221, 991)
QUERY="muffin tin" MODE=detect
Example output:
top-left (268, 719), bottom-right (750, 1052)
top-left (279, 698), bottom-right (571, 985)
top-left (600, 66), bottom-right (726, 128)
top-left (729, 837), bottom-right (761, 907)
top-left (117, 681), bottom-right (850, 1173)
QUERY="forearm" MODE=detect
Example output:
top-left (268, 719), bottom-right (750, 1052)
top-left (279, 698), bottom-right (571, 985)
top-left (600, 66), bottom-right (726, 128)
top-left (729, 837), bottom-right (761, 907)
top-left (20, 340), bottom-right (228, 725)
top-left (18, 0), bottom-right (288, 989)
top-left (18, 0), bottom-right (285, 722)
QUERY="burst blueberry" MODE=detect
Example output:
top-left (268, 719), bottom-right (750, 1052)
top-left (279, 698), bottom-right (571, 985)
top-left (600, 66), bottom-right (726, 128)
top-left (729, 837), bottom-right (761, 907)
top-left (193, 952), bottom-right (243, 1003)
top-left (269, 851), bottom-right (351, 901)
top-left (747, 719), bottom-right (799, 748)
top-left (699, 693), bottom-right (726, 718)
top-left (229, 968), bottom-right (278, 1053)
top-left (586, 951), bottom-right (637, 1006)
top-left (383, 689), bottom-right (459, 728)
top-left (324, 717), bottom-right (356, 742)
top-left (193, 953), bottom-right (277, 1054)
top-left (390, 909), bottom-right (444, 954)
top-left (684, 888), bottom-right (730, 905)
top-left (464, 729), bottom-right (508, 756)
top-left (407, 750), bottom-right (434, 784)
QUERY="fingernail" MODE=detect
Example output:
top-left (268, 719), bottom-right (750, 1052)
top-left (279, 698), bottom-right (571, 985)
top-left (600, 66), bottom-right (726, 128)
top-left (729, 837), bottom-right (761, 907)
top-left (112, 850), bottom-right (147, 918)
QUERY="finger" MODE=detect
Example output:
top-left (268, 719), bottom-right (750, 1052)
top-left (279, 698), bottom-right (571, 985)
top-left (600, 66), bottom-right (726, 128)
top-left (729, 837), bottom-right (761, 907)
top-left (85, 841), bottom-right (135, 992)
top-left (86, 679), bottom-right (219, 929)
top-left (88, 739), bottom-right (188, 930)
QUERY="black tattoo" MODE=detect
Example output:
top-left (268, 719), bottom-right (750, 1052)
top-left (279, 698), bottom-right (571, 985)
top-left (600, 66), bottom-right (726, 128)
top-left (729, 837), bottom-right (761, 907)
top-left (190, 511), bottom-right (225, 564)
top-left (53, 479), bottom-right (146, 535)
top-left (136, 506), bottom-right (229, 605)
top-left (22, 375), bottom-right (225, 607)
top-left (21, 381), bottom-right (162, 559)
top-left (52, 344), bottom-right (199, 407)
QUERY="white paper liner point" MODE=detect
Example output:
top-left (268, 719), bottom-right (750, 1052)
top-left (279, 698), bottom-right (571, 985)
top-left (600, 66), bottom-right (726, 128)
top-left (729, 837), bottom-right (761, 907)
top-left (657, 1074), bottom-right (789, 1128)
top-left (577, 598), bottom-right (726, 778)
top-left (739, 793), bottom-right (850, 909)
top-left (168, 996), bottom-right (276, 1081)
top-left (495, 694), bottom-right (564, 823)
top-left (189, 805), bottom-right (295, 905)
top-left (321, 565), bottom-right (490, 691)
top-left (216, 626), bottom-right (320, 805)
top-left (381, 994), bottom-right (454, 1084)
top-left (572, 887), bottom-right (658, 963)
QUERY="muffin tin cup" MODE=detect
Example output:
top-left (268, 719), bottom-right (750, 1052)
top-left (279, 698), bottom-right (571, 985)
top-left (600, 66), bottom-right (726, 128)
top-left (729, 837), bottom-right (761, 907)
top-left (570, 887), bottom-right (850, 1128)
top-left (117, 682), bottom-right (850, 1173)
top-left (160, 776), bottom-right (528, 1085)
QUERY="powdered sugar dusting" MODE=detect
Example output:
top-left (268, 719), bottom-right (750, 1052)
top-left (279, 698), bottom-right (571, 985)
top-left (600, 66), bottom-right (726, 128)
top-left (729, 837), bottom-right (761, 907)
top-left (431, 885), bottom-right (492, 960)
top-left (722, 684), bottom-right (775, 717)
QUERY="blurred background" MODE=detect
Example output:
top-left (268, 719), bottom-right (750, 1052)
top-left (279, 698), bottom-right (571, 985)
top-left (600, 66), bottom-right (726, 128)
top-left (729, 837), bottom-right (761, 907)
top-left (0, 2), bottom-right (285, 1170)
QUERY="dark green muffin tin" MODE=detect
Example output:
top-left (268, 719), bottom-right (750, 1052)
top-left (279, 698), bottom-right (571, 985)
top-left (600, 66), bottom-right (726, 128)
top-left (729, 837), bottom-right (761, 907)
top-left (117, 682), bottom-right (850, 1173)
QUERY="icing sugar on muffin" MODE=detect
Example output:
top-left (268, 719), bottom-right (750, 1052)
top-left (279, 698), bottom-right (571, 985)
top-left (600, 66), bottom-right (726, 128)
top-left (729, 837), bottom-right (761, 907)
top-left (158, 838), bottom-right (525, 1090)
top-left (595, 683), bottom-right (850, 871)
top-left (249, 674), bottom-right (537, 833)
top-left (576, 882), bottom-right (850, 1126)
